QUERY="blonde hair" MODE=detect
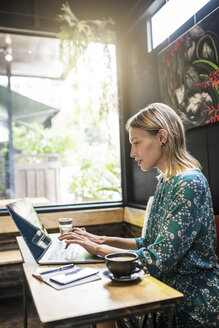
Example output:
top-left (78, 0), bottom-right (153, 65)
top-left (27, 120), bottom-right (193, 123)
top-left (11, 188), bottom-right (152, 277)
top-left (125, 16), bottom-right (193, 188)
top-left (126, 103), bottom-right (201, 178)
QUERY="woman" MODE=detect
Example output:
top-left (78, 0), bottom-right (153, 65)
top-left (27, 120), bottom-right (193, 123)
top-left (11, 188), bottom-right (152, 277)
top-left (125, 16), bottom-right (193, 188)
top-left (59, 103), bottom-right (219, 328)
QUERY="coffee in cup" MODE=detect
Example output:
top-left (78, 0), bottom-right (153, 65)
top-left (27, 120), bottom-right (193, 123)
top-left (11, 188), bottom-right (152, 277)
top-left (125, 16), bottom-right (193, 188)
top-left (105, 252), bottom-right (143, 277)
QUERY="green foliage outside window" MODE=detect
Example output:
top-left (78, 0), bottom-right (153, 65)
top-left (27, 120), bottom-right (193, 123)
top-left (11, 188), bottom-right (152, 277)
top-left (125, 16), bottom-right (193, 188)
top-left (69, 158), bottom-right (121, 202)
top-left (12, 123), bottom-right (76, 164)
top-left (12, 116), bottom-right (121, 202)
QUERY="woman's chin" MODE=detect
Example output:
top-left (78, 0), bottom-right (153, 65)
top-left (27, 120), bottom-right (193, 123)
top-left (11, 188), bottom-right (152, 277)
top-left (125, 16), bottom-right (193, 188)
top-left (139, 163), bottom-right (153, 172)
top-left (140, 165), bottom-right (149, 172)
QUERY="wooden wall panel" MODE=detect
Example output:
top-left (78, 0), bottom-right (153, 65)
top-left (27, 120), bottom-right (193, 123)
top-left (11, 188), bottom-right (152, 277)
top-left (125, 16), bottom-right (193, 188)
top-left (123, 207), bottom-right (145, 227)
top-left (0, 207), bottom-right (123, 234)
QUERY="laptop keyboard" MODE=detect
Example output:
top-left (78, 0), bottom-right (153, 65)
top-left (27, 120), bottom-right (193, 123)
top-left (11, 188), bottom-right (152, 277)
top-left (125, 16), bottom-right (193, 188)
top-left (48, 242), bottom-right (80, 261)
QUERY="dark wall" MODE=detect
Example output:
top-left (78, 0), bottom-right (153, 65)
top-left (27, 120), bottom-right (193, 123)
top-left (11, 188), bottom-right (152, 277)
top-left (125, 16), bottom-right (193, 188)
top-left (186, 122), bottom-right (219, 214)
top-left (119, 0), bottom-right (219, 213)
top-left (119, 2), bottom-right (160, 208)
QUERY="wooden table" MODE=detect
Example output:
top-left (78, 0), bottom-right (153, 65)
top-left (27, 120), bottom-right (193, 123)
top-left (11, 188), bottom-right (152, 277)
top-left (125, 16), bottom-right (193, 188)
top-left (17, 236), bottom-right (183, 328)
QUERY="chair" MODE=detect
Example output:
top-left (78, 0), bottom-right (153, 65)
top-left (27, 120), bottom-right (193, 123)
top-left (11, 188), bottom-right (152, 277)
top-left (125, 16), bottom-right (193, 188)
top-left (141, 196), bottom-right (154, 237)
top-left (215, 215), bottom-right (219, 262)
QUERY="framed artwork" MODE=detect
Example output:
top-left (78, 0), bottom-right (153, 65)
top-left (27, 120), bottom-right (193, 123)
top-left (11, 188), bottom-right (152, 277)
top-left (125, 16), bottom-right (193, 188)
top-left (158, 7), bottom-right (219, 129)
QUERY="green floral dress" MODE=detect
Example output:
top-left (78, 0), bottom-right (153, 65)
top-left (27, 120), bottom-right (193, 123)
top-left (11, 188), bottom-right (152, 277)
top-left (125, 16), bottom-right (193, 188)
top-left (130, 169), bottom-right (219, 328)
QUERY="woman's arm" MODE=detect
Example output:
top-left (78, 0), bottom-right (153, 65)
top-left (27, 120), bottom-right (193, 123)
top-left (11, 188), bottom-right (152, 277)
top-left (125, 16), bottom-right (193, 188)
top-left (58, 228), bottom-right (138, 256)
top-left (65, 227), bottom-right (138, 249)
top-left (100, 236), bottom-right (138, 250)
top-left (59, 231), bottom-right (137, 257)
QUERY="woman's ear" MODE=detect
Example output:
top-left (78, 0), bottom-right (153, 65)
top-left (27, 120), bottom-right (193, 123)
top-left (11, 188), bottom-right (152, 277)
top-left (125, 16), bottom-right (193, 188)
top-left (158, 129), bottom-right (168, 146)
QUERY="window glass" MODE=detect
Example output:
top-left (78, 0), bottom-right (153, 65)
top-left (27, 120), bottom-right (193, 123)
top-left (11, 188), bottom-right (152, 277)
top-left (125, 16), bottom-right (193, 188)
top-left (0, 33), bottom-right (121, 208)
top-left (151, 0), bottom-right (211, 49)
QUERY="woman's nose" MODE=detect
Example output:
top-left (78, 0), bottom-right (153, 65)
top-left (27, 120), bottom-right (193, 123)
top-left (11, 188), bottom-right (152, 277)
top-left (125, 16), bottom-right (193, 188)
top-left (130, 147), bottom-right (135, 158)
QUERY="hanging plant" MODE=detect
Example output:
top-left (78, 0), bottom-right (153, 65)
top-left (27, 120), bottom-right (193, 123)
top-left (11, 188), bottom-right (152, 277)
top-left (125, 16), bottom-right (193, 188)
top-left (57, 2), bottom-right (116, 76)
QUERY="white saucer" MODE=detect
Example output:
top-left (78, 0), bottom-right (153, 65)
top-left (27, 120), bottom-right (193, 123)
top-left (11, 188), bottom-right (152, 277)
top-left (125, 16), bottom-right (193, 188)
top-left (108, 270), bottom-right (145, 282)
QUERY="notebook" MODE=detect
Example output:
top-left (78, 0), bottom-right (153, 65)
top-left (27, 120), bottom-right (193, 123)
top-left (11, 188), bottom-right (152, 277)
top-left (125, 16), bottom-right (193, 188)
top-left (32, 264), bottom-right (101, 290)
top-left (6, 198), bottom-right (105, 265)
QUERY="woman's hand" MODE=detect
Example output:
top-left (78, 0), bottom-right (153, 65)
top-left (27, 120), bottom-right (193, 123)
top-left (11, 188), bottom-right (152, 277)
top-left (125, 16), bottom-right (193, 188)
top-left (58, 231), bottom-right (100, 255)
top-left (68, 227), bottom-right (105, 245)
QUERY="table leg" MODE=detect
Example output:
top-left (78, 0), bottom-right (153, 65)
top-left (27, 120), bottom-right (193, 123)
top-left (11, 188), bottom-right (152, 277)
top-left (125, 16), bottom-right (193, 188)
top-left (146, 313), bottom-right (156, 328)
top-left (142, 305), bottom-right (176, 328)
top-left (151, 313), bottom-right (157, 328)
top-left (168, 304), bottom-right (176, 328)
top-left (141, 313), bottom-right (150, 328)
top-left (23, 270), bottom-right (28, 328)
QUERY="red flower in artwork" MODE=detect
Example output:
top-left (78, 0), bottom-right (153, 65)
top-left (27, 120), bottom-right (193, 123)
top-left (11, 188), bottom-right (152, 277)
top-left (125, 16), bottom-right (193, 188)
top-left (209, 69), bottom-right (219, 88)
top-left (204, 104), bottom-right (219, 124)
top-left (166, 39), bottom-right (183, 67)
top-left (174, 40), bottom-right (181, 51)
top-left (192, 69), bottom-right (219, 90)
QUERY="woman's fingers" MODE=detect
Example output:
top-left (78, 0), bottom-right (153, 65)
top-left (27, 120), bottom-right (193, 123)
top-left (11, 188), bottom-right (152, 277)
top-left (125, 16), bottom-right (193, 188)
top-left (58, 231), bottom-right (98, 255)
top-left (59, 232), bottom-right (85, 248)
top-left (68, 229), bottom-right (96, 241)
top-left (59, 231), bottom-right (87, 244)
top-left (65, 228), bottom-right (100, 245)
top-left (70, 227), bottom-right (86, 232)
top-left (58, 232), bottom-right (73, 240)
top-left (64, 239), bottom-right (80, 248)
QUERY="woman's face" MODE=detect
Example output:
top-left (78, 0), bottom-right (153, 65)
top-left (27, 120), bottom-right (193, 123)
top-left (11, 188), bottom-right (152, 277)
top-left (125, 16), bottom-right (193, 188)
top-left (129, 127), bottom-right (166, 172)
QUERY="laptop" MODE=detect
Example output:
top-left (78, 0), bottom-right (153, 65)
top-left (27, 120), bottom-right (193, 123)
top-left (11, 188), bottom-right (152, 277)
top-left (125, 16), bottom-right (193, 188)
top-left (6, 198), bottom-right (105, 265)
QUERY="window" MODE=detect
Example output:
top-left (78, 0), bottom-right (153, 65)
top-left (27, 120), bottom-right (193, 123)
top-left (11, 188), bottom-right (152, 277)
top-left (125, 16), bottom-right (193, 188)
top-left (150, 0), bottom-right (211, 49)
top-left (0, 32), bottom-right (122, 208)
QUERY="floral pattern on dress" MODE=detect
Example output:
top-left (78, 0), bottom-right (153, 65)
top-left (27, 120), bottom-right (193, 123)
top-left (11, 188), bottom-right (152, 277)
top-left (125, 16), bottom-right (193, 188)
top-left (131, 169), bottom-right (219, 328)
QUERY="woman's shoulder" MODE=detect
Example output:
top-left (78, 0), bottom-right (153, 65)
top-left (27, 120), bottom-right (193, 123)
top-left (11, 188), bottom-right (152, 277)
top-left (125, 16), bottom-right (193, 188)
top-left (174, 168), bottom-right (202, 179)
top-left (169, 169), bottom-right (208, 190)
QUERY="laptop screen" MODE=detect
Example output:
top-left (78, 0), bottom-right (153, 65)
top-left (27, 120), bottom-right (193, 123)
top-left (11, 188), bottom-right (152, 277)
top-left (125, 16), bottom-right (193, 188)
top-left (8, 198), bottom-right (50, 238)
top-left (7, 198), bottom-right (51, 260)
